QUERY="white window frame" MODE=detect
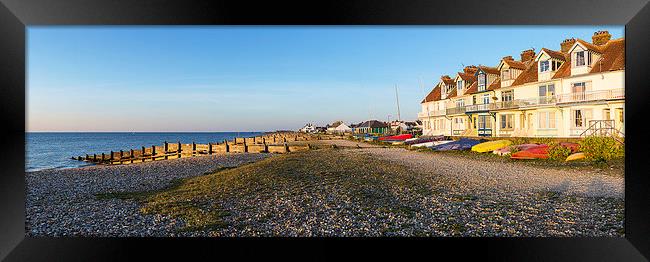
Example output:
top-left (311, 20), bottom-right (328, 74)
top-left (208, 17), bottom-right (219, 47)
top-left (572, 109), bottom-right (592, 128)
top-left (482, 94), bottom-right (490, 104)
top-left (501, 69), bottom-right (510, 80)
top-left (538, 111), bottom-right (556, 129)
top-left (575, 51), bottom-right (586, 67)
top-left (540, 60), bottom-right (550, 72)
top-left (538, 84), bottom-right (555, 97)
top-left (501, 90), bottom-right (514, 102)
top-left (500, 114), bottom-right (514, 130)
top-left (478, 73), bottom-right (486, 91)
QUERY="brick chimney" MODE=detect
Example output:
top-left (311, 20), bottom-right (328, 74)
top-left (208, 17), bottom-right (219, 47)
top-left (560, 38), bottom-right (576, 53)
top-left (592, 30), bottom-right (611, 46)
top-left (463, 65), bottom-right (478, 74)
top-left (520, 49), bottom-right (535, 62)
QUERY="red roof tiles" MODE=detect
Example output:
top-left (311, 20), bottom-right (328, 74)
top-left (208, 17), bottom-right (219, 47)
top-left (487, 77), bottom-right (501, 91)
top-left (477, 65), bottom-right (500, 75)
top-left (503, 59), bottom-right (527, 70)
top-left (446, 87), bottom-right (458, 98)
top-left (575, 39), bottom-right (603, 53)
top-left (540, 48), bottom-right (568, 61)
top-left (590, 38), bottom-right (624, 73)
top-left (421, 84), bottom-right (441, 103)
top-left (510, 62), bottom-right (538, 87)
top-left (464, 81), bottom-right (478, 95)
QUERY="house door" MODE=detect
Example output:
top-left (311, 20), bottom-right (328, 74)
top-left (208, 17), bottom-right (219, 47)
top-left (603, 109), bottom-right (611, 120)
top-left (616, 108), bottom-right (624, 133)
top-left (477, 115), bottom-right (493, 137)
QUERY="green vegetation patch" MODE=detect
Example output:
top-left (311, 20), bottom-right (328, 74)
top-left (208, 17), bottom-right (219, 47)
top-left (97, 148), bottom-right (434, 233)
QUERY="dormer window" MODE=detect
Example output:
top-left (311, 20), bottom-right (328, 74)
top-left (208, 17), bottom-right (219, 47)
top-left (576, 51), bottom-right (585, 66)
top-left (501, 69), bottom-right (510, 80)
top-left (540, 61), bottom-right (550, 72)
top-left (478, 73), bottom-right (486, 91)
top-left (457, 80), bottom-right (463, 92)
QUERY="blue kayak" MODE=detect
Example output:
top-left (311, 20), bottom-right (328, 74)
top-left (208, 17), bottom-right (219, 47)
top-left (430, 138), bottom-right (482, 151)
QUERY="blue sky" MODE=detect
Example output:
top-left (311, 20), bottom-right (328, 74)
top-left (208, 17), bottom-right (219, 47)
top-left (27, 26), bottom-right (623, 132)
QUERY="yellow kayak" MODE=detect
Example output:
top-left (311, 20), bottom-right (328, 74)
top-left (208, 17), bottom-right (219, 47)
top-left (471, 140), bottom-right (513, 153)
top-left (565, 152), bottom-right (586, 161)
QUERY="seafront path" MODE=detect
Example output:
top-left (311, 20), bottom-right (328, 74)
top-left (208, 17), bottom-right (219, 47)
top-left (26, 139), bottom-right (624, 237)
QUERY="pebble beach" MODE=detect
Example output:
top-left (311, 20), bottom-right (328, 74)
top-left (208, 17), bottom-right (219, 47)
top-left (26, 153), bottom-right (271, 236)
top-left (26, 140), bottom-right (624, 237)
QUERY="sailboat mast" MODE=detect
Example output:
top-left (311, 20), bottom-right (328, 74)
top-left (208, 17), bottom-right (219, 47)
top-left (395, 84), bottom-right (401, 122)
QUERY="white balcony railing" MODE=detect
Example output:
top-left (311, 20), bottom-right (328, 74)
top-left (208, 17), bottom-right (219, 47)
top-left (465, 103), bottom-right (492, 112)
top-left (556, 88), bottom-right (624, 104)
top-left (419, 88), bottom-right (624, 117)
top-left (417, 110), bottom-right (446, 118)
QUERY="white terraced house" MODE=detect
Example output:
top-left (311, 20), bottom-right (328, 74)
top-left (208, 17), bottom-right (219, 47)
top-left (419, 30), bottom-right (624, 138)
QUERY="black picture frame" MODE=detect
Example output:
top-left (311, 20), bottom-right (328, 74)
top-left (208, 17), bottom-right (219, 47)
top-left (1, 0), bottom-right (649, 260)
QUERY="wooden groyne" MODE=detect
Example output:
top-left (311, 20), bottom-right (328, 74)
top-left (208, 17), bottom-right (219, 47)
top-left (72, 132), bottom-right (345, 165)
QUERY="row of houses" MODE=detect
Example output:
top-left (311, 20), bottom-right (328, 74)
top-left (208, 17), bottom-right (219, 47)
top-left (300, 120), bottom-right (422, 134)
top-left (419, 30), bottom-right (625, 138)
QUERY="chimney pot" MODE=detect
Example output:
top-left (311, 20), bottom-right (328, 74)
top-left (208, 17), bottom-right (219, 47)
top-left (592, 30), bottom-right (611, 46)
top-left (520, 49), bottom-right (535, 62)
top-left (560, 38), bottom-right (576, 53)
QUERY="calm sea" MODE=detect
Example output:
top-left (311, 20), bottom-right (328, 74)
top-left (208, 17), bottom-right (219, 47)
top-left (25, 132), bottom-right (264, 172)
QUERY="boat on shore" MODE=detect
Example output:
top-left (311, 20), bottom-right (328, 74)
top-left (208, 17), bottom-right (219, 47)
top-left (430, 138), bottom-right (482, 151)
top-left (378, 134), bottom-right (413, 142)
top-left (493, 143), bottom-right (540, 156)
top-left (510, 145), bottom-right (550, 159)
top-left (404, 135), bottom-right (446, 145)
top-left (411, 140), bottom-right (454, 148)
top-left (471, 140), bottom-right (513, 153)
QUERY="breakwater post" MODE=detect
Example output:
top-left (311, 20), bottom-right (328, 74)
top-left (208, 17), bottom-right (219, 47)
top-left (73, 132), bottom-right (333, 166)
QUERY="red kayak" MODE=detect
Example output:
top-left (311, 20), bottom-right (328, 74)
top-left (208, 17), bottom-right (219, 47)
top-left (510, 144), bottom-right (549, 159)
top-left (378, 134), bottom-right (413, 141)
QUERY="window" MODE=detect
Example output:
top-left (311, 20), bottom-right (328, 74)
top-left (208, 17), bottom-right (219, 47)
top-left (478, 73), bottom-right (486, 91)
top-left (472, 95), bottom-right (477, 105)
top-left (477, 115), bottom-right (492, 129)
top-left (456, 99), bottom-right (464, 108)
top-left (572, 82), bottom-right (587, 93)
top-left (482, 94), bottom-right (490, 104)
top-left (540, 60), bottom-right (550, 72)
top-left (572, 109), bottom-right (592, 128)
top-left (500, 114), bottom-right (514, 129)
top-left (538, 84), bottom-right (555, 97)
top-left (501, 90), bottom-right (513, 102)
top-left (501, 69), bottom-right (510, 80)
top-left (576, 51), bottom-right (585, 66)
top-left (457, 80), bottom-right (463, 92)
top-left (538, 112), bottom-right (556, 129)
top-left (618, 109), bottom-right (624, 124)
